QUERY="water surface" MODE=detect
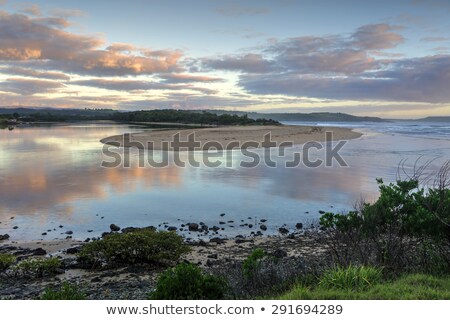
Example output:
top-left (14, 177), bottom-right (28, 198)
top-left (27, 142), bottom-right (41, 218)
top-left (1, 121), bottom-right (449, 241)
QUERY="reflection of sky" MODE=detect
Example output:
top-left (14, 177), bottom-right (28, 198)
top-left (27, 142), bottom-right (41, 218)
top-left (1, 123), bottom-right (450, 241)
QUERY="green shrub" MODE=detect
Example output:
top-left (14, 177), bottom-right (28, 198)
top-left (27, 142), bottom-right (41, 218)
top-left (277, 274), bottom-right (450, 300)
top-left (319, 265), bottom-right (383, 291)
top-left (243, 248), bottom-right (266, 279)
top-left (149, 263), bottom-right (228, 299)
top-left (41, 282), bottom-right (86, 300)
top-left (78, 229), bottom-right (190, 268)
top-left (13, 257), bottom-right (61, 278)
top-left (0, 253), bottom-right (16, 271)
top-left (320, 171), bottom-right (450, 273)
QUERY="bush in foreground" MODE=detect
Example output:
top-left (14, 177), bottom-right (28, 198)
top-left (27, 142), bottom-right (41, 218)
top-left (320, 163), bottom-right (450, 274)
top-left (0, 253), bottom-right (16, 271)
top-left (149, 263), bottom-right (228, 300)
top-left (41, 282), bottom-right (86, 300)
top-left (78, 229), bottom-right (190, 268)
top-left (277, 274), bottom-right (450, 300)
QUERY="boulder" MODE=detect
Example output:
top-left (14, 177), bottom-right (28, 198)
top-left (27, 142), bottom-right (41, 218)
top-left (110, 224), bottom-right (121, 232)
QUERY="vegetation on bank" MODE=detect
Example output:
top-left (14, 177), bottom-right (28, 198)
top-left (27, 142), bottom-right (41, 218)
top-left (41, 282), bottom-right (86, 300)
top-left (0, 108), bottom-right (280, 126)
top-left (78, 229), bottom-right (190, 268)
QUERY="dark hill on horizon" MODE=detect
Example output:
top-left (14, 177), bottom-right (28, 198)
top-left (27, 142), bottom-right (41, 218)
top-left (0, 107), bottom-right (406, 123)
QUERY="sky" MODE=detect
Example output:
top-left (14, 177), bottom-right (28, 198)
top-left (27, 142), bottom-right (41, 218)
top-left (0, 0), bottom-right (450, 118)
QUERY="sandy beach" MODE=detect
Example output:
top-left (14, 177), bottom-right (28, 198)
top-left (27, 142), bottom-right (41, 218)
top-left (100, 125), bottom-right (362, 150)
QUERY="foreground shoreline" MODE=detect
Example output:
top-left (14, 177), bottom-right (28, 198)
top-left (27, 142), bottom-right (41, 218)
top-left (100, 125), bottom-right (363, 150)
top-left (0, 230), bottom-right (326, 299)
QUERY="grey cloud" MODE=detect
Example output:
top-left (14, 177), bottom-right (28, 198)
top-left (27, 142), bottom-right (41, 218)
top-left (240, 55), bottom-right (450, 103)
top-left (421, 36), bottom-right (449, 42)
top-left (1, 66), bottom-right (70, 80)
top-left (202, 53), bottom-right (276, 73)
top-left (72, 79), bottom-right (218, 95)
top-left (0, 77), bottom-right (65, 95)
top-left (351, 24), bottom-right (404, 50)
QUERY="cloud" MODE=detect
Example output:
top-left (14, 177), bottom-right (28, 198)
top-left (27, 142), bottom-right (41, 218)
top-left (351, 24), bottom-right (404, 50)
top-left (0, 66), bottom-right (70, 80)
top-left (202, 53), bottom-right (275, 73)
top-left (160, 73), bottom-right (223, 83)
top-left (204, 24), bottom-right (403, 75)
top-left (216, 4), bottom-right (270, 16)
top-left (18, 4), bottom-right (42, 16)
top-left (0, 11), bottom-right (183, 76)
top-left (48, 8), bottom-right (85, 18)
top-left (421, 36), bottom-right (449, 42)
top-left (71, 79), bottom-right (218, 95)
top-left (240, 55), bottom-right (450, 103)
top-left (0, 78), bottom-right (65, 95)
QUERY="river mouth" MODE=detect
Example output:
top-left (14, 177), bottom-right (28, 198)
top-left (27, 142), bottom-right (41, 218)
top-left (1, 121), bottom-right (449, 242)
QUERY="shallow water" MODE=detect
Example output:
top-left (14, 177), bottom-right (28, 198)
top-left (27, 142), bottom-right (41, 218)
top-left (0, 121), bottom-right (449, 241)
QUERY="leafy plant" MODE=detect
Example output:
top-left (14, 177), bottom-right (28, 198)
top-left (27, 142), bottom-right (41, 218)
top-left (13, 257), bottom-right (61, 278)
top-left (319, 164), bottom-right (450, 274)
top-left (41, 282), bottom-right (86, 300)
top-left (149, 263), bottom-right (228, 299)
top-left (243, 248), bottom-right (266, 279)
top-left (0, 253), bottom-right (16, 271)
top-left (78, 229), bottom-right (190, 268)
top-left (319, 265), bottom-right (383, 291)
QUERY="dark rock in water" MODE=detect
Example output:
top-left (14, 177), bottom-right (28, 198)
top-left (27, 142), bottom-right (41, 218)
top-left (59, 225), bottom-right (63, 228)
top-left (0, 234), bottom-right (10, 241)
top-left (207, 253), bottom-right (218, 259)
top-left (121, 227), bottom-right (138, 233)
top-left (110, 224), bottom-right (121, 232)
top-left (167, 226), bottom-right (177, 231)
top-left (272, 249), bottom-right (288, 258)
top-left (255, 231), bottom-right (263, 236)
top-left (296, 223), bottom-right (303, 229)
top-left (227, 220), bottom-right (234, 223)
top-left (260, 224), bottom-right (267, 231)
top-left (220, 213), bottom-right (226, 217)
top-left (33, 248), bottom-right (47, 256)
top-left (287, 233), bottom-right (296, 239)
top-left (200, 225), bottom-right (209, 232)
top-left (209, 237), bottom-right (226, 245)
top-left (10, 217), bottom-right (15, 219)
top-left (66, 247), bottom-right (80, 254)
top-left (248, 224), bottom-right (253, 228)
top-left (211, 226), bottom-right (220, 232)
top-left (41, 232), bottom-right (47, 236)
top-left (305, 211), bottom-right (309, 214)
top-left (247, 217), bottom-right (252, 220)
top-left (84, 238), bottom-right (91, 242)
top-left (219, 221), bottom-right (226, 225)
top-left (65, 230), bottom-right (73, 235)
top-left (278, 227), bottom-right (289, 235)
top-left (319, 210), bottom-right (326, 214)
top-left (199, 222), bottom-right (205, 226)
top-left (87, 230), bottom-right (93, 233)
top-left (235, 235), bottom-right (244, 239)
top-left (13, 226), bottom-right (18, 230)
top-left (260, 219), bottom-right (267, 223)
top-left (66, 236), bottom-right (72, 239)
top-left (187, 223), bottom-right (199, 232)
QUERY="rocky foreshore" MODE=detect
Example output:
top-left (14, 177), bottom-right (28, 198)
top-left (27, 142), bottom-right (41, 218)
top-left (0, 221), bottom-right (330, 300)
